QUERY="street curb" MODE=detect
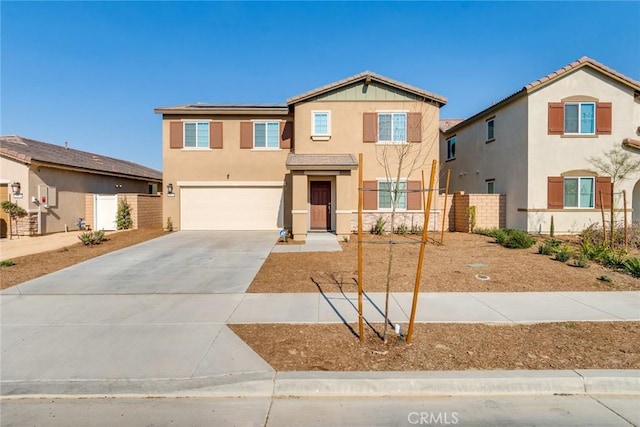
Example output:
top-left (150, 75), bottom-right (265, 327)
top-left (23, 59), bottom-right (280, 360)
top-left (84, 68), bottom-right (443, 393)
top-left (2, 370), bottom-right (638, 399)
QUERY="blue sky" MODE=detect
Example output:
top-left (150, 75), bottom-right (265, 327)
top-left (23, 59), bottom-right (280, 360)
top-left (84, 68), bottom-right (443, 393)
top-left (2, 1), bottom-right (638, 171)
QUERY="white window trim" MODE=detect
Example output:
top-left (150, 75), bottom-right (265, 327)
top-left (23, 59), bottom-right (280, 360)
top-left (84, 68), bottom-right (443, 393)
top-left (563, 176), bottom-right (595, 208)
top-left (252, 120), bottom-right (281, 150)
top-left (446, 136), bottom-right (456, 161)
top-left (377, 178), bottom-right (407, 211)
top-left (183, 121), bottom-right (210, 149)
top-left (564, 102), bottom-right (596, 135)
top-left (486, 118), bottom-right (495, 142)
top-left (311, 110), bottom-right (331, 140)
top-left (376, 112), bottom-right (408, 145)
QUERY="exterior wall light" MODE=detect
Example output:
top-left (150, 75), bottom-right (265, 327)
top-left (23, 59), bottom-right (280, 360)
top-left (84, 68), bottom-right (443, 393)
top-left (167, 183), bottom-right (175, 197)
top-left (10, 182), bottom-right (21, 195)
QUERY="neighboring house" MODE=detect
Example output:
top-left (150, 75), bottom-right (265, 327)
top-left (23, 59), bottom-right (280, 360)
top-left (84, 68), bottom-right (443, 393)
top-left (440, 57), bottom-right (640, 234)
top-left (156, 72), bottom-right (446, 240)
top-left (0, 135), bottom-right (162, 237)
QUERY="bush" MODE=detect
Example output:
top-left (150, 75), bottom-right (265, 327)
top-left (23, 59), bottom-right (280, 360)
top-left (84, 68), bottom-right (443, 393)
top-left (623, 257), bottom-right (640, 278)
top-left (116, 199), bottom-right (133, 230)
top-left (554, 246), bottom-right (572, 262)
top-left (78, 230), bottom-right (106, 246)
top-left (371, 216), bottom-right (386, 235)
top-left (410, 224), bottom-right (423, 235)
top-left (165, 216), bottom-right (173, 232)
top-left (395, 223), bottom-right (408, 235)
top-left (0, 260), bottom-right (15, 267)
top-left (572, 255), bottom-right (590, 268)
top-left (598, 249), bottom-right (627, 270)
top-left (537, 242), bottom-right (555, 256)
top-left (503, 230), bottom-right (536, 249)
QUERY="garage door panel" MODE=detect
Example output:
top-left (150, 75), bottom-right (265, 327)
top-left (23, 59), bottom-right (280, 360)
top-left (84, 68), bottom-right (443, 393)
top-left (181, 187), bottom-right (283, 230)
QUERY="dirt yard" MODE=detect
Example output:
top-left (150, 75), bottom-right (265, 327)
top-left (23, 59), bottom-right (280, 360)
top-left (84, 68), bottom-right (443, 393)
top-left (248, 232), bottom-right (640, 293)
top-left (0, 228), bottom-right (166, 289)
top-left (230, 322), bottom-right (640, 371)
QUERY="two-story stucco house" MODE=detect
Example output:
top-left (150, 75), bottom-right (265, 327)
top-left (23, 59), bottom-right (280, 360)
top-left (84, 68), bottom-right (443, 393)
top-left (440, 57), bottom-right (640, 234)
top-left (156, 72), bottom-right (446, 240)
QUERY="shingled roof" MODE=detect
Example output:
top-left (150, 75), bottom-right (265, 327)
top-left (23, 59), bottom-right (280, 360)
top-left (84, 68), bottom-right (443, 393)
top-left (0, 135), bottom-right (162, 181)
top-left (444, 56), bottom-right (640, 135)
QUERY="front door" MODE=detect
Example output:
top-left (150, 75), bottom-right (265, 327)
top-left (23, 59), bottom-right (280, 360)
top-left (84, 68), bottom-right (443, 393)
top-left (310, 181), bottom-right (331, 230)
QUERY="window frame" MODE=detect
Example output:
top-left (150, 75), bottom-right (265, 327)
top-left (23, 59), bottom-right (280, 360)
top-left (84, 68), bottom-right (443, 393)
top-left (446, 136), bottom-right (456, 161)
top-left (311, 111), bottom-right (331, 140)
top-left (253, 120), bottom-right (280, 149)
top-left (486, 179), bottom-right (495, 194)
top-left (563, 176), bottom-right (595, 208)
top-left (486, 118), bottom-right (495, 142)
top-left (564, 102), bottom-right (596, 135)
top-left (377, 179), bottom-right (407, 211)
top-left (377, 112), bottom-right (407, 144)
top-left (183, 121), bottom-right (210, 149)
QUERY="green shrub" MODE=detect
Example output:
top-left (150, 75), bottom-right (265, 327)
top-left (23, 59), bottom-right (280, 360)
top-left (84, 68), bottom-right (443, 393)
top-left (537, 243), bottom-right (554, 256)
top-left (371, 216), bottom-right (386, 235)
top-left (467, 205), bottom-right (477, 232)
top-left (395, 223), bottom-right (408, 235)
top-left (623, 257), bottom-right (640, 278)
top-left (165, 216), bottom-right (174, 232)
top-left (572, 255), bottom-right (590, 268)
top-left (78, 230), bottom-right (106, 246)
top-left (0, 260), bottom-right (15, 267)
top-left (116, 199), bottom-right (133, 230)
top-left (493, 229), bottom-right (508, 245)
top-left (554, 246), bottom-right (572, 262)
top-left (597, 275), bottom-right (612, 283)
top-left (598, 249), bottom-right (627, 270)
top-left (410, 224), bottom-right (423, 235)
top-left (503, 230), bottom-right (536, 249)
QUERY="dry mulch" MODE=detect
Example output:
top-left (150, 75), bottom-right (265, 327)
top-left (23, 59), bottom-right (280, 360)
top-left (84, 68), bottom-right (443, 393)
top-left (248, 232), bottom-right (640, 293)
top-left (0, 228), bottom-right (166, 289)
top-left (230, 322), bottom-right (640, 371)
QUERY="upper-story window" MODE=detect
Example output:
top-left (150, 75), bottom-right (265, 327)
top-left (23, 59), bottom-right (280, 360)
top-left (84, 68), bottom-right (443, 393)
top-left (486, 118), bottom-right (495, 141)
top-left (378, 113), bottom-right (407, 143)
top-left (312, 111), bottom-right (331, 138)
top-left (184, 122), bottom-right (210, 148)
top-left (564, 102), bottom-right (595, 134)
top-left (446, 136), bottom-right (456, 161)
top-left (548, 101), bottom-right (611, 136)
top-left (254, 121), bottom-right (280, 149)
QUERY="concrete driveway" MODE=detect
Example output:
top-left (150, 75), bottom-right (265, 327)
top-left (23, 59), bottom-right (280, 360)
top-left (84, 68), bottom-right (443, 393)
top-left (5, 231), bottom-right (277, 295)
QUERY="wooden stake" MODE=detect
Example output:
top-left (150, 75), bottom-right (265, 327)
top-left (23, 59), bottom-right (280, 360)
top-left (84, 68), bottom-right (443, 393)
top-left (440, 169), bottom-right (451, 245)
top-left (600, 191), bottom-right (607, 245)
top-left (623, 190), bottom-right (628, 252)
top-left (357, 153), bottom-right (364, 342)
top-left (406, 160), bottom-right (437, 345)
top-left (610, 182), bottom-right (615, 247)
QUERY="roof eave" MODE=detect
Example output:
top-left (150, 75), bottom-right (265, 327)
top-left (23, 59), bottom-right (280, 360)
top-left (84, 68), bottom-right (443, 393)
top-left (286, 164), bottom-right (358, 171)
top-left (154, 106), bottom-right (290, 116)
top-left (30, 160), bottom-right (162, 182)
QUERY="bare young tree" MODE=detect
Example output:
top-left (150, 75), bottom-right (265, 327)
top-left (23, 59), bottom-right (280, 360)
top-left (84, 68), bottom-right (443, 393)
top-left (588, 145), bottom-right (640, 244)
top-left (375, 102), bottom-right (439, 342)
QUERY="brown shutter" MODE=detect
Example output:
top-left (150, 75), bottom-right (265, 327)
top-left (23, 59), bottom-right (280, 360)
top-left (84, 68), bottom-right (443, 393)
top-left (209, 122), bottom-right (223, 149)
top-left (363, 180), bottom-right (377, 210)
top-left (596, 102), bottom-right (612, 135)
top-left (548, 103), bottom-right (564, 135)
top-left (240, 122), bottom-right (253, 149)
top-left (406, 180), bottom-right (422, 210)
top-left (407, 113), bottom-right (422, 143)
top-left (280, 121), bottom-right (293, 149)
top-left (169, 122), bottom-right (183, 149)
top-left (595, 176), bottom-right (612, 209)
top-left (363, 112), bottom-right (377, 143)
top-left (547, 177), bottom-right (564, 209)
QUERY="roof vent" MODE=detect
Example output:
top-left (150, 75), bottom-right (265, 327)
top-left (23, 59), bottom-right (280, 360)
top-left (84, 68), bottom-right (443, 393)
top-left (64, 141), bottom-right (68, 149)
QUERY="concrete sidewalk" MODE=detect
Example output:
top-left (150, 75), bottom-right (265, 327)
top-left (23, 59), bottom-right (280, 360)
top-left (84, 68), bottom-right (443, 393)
top-left (271, 232), bottom-right (342, 253)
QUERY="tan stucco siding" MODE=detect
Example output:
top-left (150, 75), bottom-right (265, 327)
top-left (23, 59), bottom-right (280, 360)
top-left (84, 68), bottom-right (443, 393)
top-left (527, 68), bottom-right (640, 233)
top-left (161, 115), bottom-right (292, 230)
top-left (29, 166), bottom-right (151, 233)
top-left (0, 157), bottom-right (30, 212)
top-left (440, 96), bottom-right (529, 230)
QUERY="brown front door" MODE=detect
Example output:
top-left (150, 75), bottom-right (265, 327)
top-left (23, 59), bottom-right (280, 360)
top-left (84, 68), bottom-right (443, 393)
top-left (310, 181), bottom-right (331, 230)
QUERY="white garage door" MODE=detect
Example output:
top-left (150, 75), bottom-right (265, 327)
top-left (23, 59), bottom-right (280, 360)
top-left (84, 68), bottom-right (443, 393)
top-left (180, 184), bottom-right (283, 230)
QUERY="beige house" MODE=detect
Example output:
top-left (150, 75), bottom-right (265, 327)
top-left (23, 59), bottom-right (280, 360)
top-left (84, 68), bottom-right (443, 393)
top-left (156, 72), bottom-right (446, 240)
top-left (440, 57), bottom-right (640, 234)
top-left (0, 135), bottom-right (162, 237)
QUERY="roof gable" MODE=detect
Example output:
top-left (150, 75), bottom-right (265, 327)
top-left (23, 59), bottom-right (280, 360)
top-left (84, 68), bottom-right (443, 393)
top-left (445, 56), bottom-right (640, 134)
top-left (0, 135), bottom-right (162, 181)
top-left (287, 71), bottom-right (447, 106)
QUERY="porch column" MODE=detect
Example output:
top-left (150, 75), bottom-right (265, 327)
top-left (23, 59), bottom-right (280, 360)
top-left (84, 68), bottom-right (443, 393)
top-left (291, 172), bottom-right (308, 241)
top-left (335, 172), bottom-right (352, 240)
